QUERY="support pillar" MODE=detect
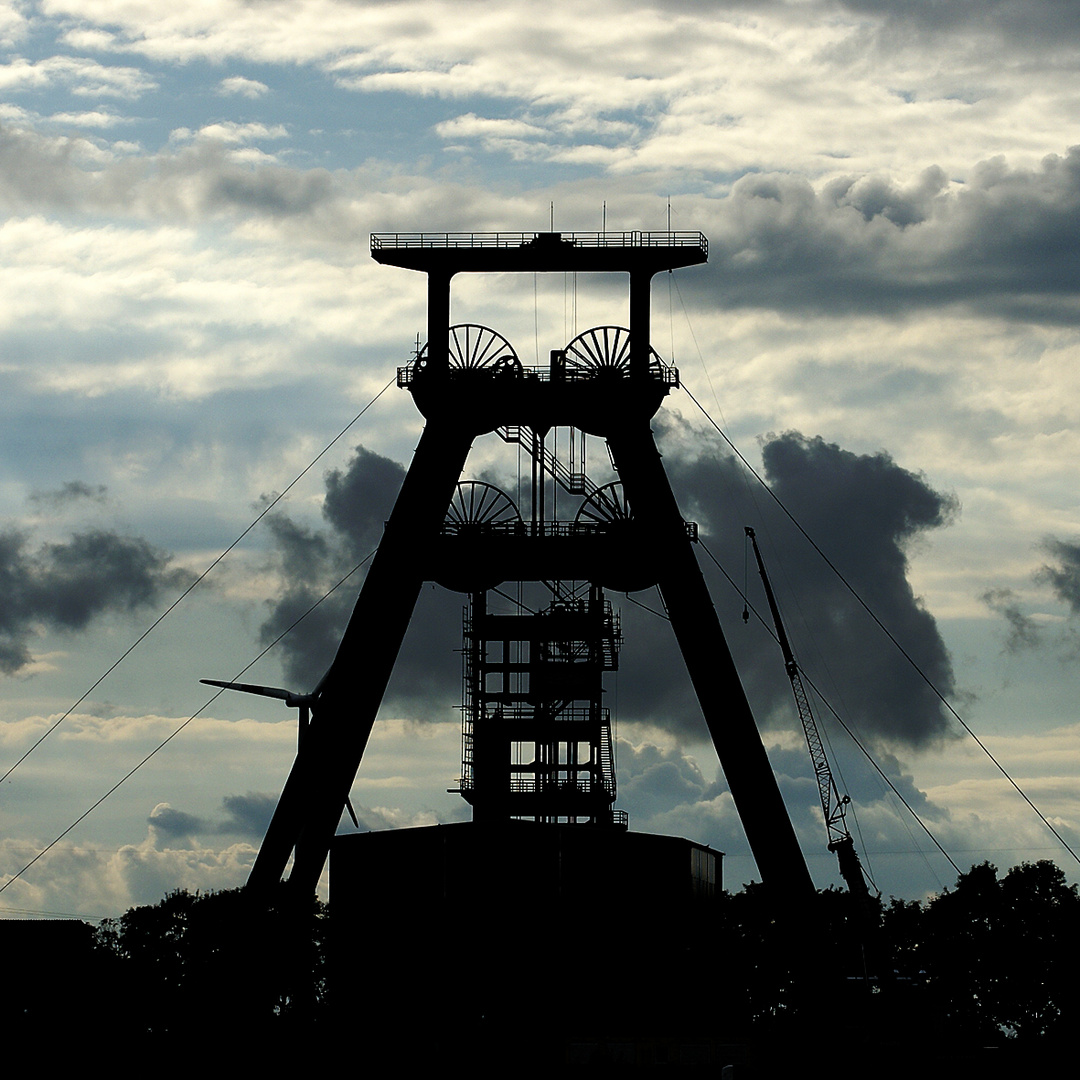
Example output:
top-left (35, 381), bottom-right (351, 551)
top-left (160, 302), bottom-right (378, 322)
top-left (248, 419), bottom-right (475, 901)
top-left (628, 270), bottom-right (653, 378)
top-left (427, 271), bottom-right (453, 372)
top-left (608, 422), bottom-right (815, 900)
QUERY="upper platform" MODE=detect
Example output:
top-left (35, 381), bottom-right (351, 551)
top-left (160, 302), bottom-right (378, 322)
top-left (370, 230), bottom-right (708, 275)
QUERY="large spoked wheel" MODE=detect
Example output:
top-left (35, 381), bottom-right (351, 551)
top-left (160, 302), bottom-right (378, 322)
top-left (563, 325), bottom-right (661, 377)
top-left (416, 324), bottom-right (522, 376)
top-left (445, 481), bottom-right (522, 532)
top-left (575, 482), bottom-right (632, 528)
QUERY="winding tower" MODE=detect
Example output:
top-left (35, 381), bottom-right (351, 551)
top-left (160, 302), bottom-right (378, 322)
top-left (237, 230), bottom-right (814, 904)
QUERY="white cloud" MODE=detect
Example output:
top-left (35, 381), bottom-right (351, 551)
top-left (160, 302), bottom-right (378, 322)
top-left (34, 2), bottom-right (1075, 184)
top-left (218, 74), bottom-right (269, 98)
top-left (435, 113), bottom-right (546, 141)
top-left (0, 55), bottom-right (156, 98)
top-left (0, 833), bottom-right (256, 918)
top-left (0, 102), bottom-right (30, 122)
top-left (0, 2), bottom-right (27, 49)
top-left (170, 121), bottom-right (288, 145)
top-left (48, 109), bottom-right (132, 128)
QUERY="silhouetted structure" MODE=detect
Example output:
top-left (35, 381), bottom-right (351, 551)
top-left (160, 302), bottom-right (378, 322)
top-left (208, 230), bottom-right (813, 909)
top-left (458, 584), bottom-right (621, 825)
top-left (333, 820), bottom-right (721, 1062)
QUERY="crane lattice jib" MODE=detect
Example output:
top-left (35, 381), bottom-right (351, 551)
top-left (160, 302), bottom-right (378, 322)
top-left (745, 527), bottom-right (872, 899)
top-left (787, 661), bottom-right (849, 847)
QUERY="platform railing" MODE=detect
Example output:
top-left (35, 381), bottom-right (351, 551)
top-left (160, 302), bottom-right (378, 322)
top-left (397, 362), bottom-right (679, 389)
top-left (438, 517), bottom-right (696, 541)
top-left (372, 230), bottom-right (707, 254)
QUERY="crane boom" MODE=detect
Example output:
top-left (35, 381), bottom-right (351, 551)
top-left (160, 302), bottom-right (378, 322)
top-left (745, 527), bottom-right (873, 900)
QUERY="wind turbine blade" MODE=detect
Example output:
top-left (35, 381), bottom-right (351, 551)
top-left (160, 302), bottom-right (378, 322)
top-left (200, 679), bottom-right (293, 701)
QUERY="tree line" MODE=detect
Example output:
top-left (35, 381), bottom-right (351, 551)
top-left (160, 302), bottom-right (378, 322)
top-left (9, 859), bottom-right (1075, 1066)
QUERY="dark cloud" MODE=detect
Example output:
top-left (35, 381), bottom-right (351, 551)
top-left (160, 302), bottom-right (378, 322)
top-left (1037, 537), bottom-right (1080, 615)
top-left (257, 459), bottom-right (386, 688)
top-left (616, 425), bottom-right (958, 749)
top-left (838, 0), bottom-right (1080, 47)
top-left (0, 527), bottom-right (193, 675)
top-left (260, 445), bottom-right (462, 714)
top-left (218, 792), bottom-right (276, 838)
top-left (145, 794), bottom-right (279, 843)
top-left (260, 583), bottom-right (352, 688)
top-left (28, 481), bottom-right (109, 508)
top-left (264, 430), bottom-right (957, 750)
top-left (5, 119), bottom-right (1080, 325)
top-left (323, 447), bottom-right (406, 559)
top-left (976, 539), bottom-right (1080, 656)
top-left (826, 165), bottom-right (948, 228)
top-left (0, 125), bottom-right (357, 237)
top-left (209, 165), bottom-right (336, 219)
top-left (264, 514), bottom-right (332, 584)
top-left (981, 588), bottom-right (1042, 652)
top-left (618, 738), bottom-right (713, 819)
top-left (645, 0), bottom-right (1080, 34)
top-left (257, 512), bottom-right (347, 681)
top-left (0, 125), bottom-right (499, 243)
top-left (701, 148), bottom-right (1080, 323)
top-left (35, 531), bottom-right (189, 627)
top-left (0, 125), bottom-right (90, 212)
top-left (749, 432), bottom-right (958, 748)
top-left (148, 803), bottom-right (204, 842)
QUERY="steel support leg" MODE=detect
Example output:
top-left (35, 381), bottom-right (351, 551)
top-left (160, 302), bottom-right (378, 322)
top-left (607, 422), bottom-right (815, 900)
top-left (247, 420), bottom-right (475, 902)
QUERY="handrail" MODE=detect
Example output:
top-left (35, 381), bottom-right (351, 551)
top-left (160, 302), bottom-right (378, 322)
top-left (437, 518), bottom-right (697, 540)
top-left (372, 230), bottom-right (707, 254)
top-left (397, 363), bottom-right (678, 389)
top-left (496, 425), bottom-right (597, 499)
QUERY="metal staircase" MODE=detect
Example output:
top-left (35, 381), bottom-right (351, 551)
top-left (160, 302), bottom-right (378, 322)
top-left (495, 425), bottom-right (599, 500)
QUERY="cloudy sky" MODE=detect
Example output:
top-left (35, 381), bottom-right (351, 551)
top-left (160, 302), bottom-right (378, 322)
top-left (3, 0), bottom-right (1080, 921)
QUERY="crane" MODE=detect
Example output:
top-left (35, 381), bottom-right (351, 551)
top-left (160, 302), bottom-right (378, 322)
top-left (745, 527), bottom-right (875, 901)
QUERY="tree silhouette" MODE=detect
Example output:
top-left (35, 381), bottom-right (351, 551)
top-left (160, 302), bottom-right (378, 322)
top-left (94, 886), bottom-right (328, 1035)
top-left (916, 860), bottom-right (1080, 1042)
top-left (74, 859), bottom-right (1077, 1067)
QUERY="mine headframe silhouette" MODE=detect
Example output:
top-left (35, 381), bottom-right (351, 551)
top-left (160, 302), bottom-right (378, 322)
top-left (230, 230), bottom-right (814, 905)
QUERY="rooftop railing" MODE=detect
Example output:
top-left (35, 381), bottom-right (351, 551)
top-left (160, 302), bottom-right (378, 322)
top-left (371, 230), bottom-right (707, 255)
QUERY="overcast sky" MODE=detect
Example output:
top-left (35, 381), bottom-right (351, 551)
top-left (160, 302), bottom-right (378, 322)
top-left (3, 0), bottom-right (1080, 921)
